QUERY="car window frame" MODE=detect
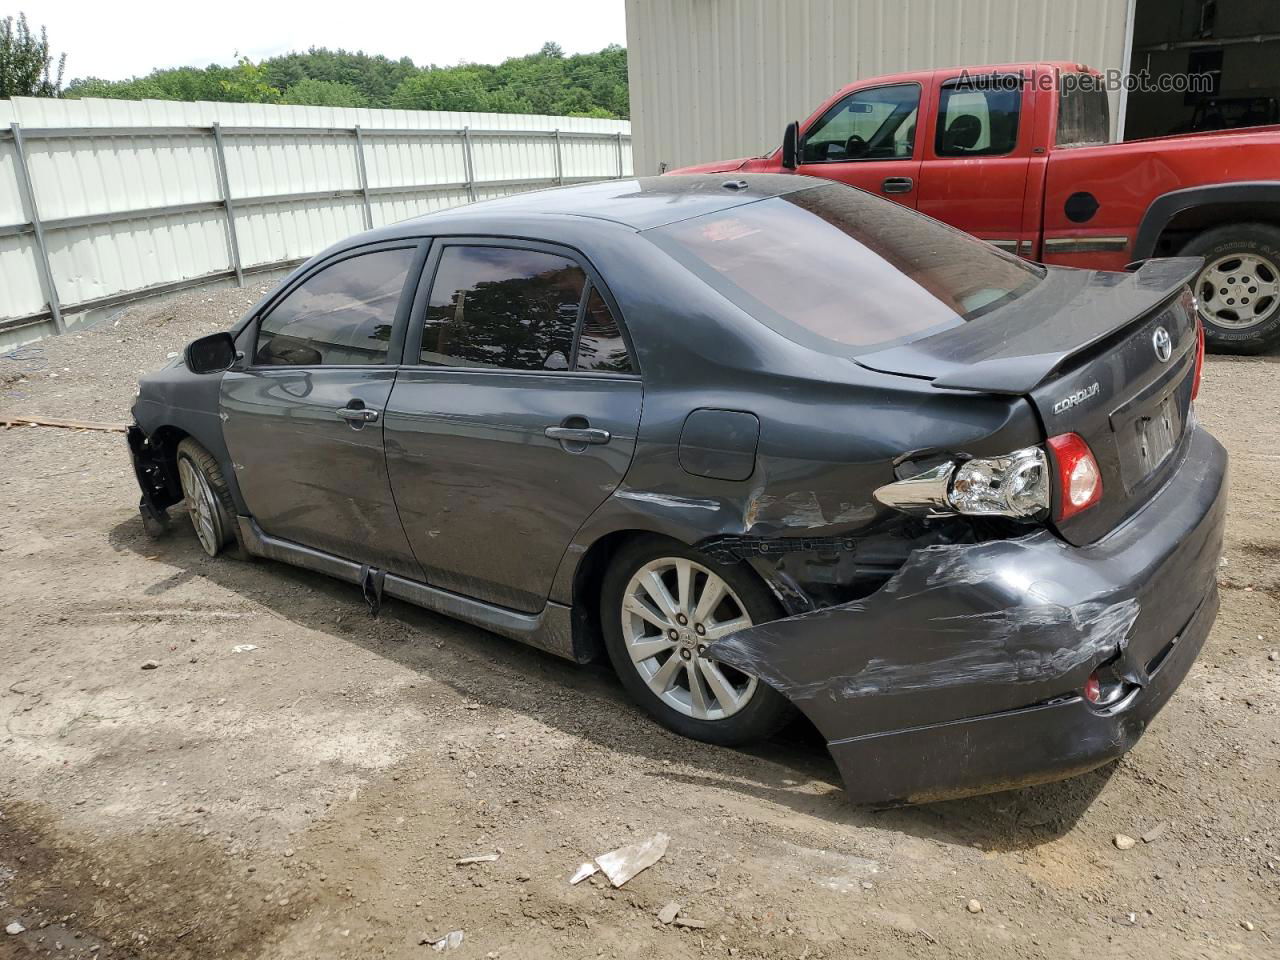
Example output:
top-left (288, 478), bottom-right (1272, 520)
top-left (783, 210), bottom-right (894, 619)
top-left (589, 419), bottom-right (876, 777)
top-left (930, 73), bottom-right (1025, 160)
top-left (800, 82), bottom-right (923, 165)
top-left (403, 236), bottom-right (640, 380)
top-left (243, 238), bottom-right (430, 371)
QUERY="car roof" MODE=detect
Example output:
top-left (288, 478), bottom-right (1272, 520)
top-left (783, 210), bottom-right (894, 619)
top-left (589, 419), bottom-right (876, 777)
top-left (381, 173), bottom-right (821, 234)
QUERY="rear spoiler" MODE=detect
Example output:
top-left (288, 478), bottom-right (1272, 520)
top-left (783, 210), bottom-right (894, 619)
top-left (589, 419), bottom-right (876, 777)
top-left (855, 258), bottom-right (1202, 395)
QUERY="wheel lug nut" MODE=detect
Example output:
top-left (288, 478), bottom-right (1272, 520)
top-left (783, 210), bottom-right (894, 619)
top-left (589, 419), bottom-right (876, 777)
top-left (667, 629), bottom-right (678, 640)
top-left (680, 649), bottom-right (691, 660)
top-left (694, 623), bottom-right (705, 635)
top-left (676, 614), bottom-right (687, 625)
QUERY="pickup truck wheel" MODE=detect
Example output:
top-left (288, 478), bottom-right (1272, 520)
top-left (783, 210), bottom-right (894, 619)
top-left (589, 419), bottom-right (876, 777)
top-left (1180, 224), bottom-right (1280, 353)
top-left (600, 535), bottom-right (792, 747)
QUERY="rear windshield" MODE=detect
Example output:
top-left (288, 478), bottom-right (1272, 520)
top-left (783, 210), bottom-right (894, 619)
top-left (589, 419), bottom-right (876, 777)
top-left (648, 183), bottom-right (1043, 354)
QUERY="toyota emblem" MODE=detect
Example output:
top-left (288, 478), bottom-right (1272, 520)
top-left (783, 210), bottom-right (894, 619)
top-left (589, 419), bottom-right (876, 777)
top-left (1152, 326), bottom-right (1172, 362)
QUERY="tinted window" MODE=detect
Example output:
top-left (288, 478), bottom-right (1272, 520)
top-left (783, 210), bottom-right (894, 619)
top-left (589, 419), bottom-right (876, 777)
top-left (422, 246), bottom-right (586, 370)
top-left (1056, 75), bottom-right (1111, 146)
top-left (649, 182), bottom-right (1042, 353)
top-left (935, 78), bottom-right (1021, 157)
top-left (802, 84), bottom-right (919, 163)
top-left (255, 248), bottom-right (413, 366)
top-left (575, 288), bottom-right (633, 373)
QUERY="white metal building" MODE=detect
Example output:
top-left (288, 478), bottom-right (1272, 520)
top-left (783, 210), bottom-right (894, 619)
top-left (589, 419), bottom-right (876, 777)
top-left (625, 0), bottom-right (1280, 175)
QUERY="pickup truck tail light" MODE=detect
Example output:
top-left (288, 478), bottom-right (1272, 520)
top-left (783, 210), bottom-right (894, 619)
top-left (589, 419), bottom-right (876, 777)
top-left (1047, 432), bottom-right (1102, 521)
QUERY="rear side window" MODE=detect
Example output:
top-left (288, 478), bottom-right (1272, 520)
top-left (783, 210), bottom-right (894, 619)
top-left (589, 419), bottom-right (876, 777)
top-left (935, 77), bottom-right (1021, 157)
top-left (575, 288), bottom-right (633, 373)
top-left (423, 246), bottom-right (586, 370)
top-left (1056, 75), bottom-right (1111, 146)
top-left (649, 182), bottom-right (1042, 354)
top-left (255, 248), bottom-right (414, 366)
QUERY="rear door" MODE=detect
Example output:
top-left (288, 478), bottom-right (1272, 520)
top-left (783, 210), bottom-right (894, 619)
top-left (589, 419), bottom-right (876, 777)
top-left (221, 241), bottom-right (427, 578)
top-left (917, 70), bottom-right (1036, 255)
top-left (384, 239), bottom-right (642, 613)
top-left (796, 81), bottom-right (924, 207)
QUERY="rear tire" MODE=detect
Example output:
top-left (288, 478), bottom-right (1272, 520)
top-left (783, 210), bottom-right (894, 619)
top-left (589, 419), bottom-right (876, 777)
top-left (1179, 223), bottom-right (1280, 354)
top-left (175, 438), bottom-right (236, 558)
top-left (600, 535), bottom-right (792, 746)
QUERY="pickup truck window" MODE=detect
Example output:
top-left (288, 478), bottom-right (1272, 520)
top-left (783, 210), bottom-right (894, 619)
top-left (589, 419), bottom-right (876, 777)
top-left (649, 182), bottom-right (1042, 353)
top-left (1056, 76), bottom-right (1111, 146)
top-left (801, 83), bottom-right (919, 163)
top-left (935, 78), bottom-right (1021, 157)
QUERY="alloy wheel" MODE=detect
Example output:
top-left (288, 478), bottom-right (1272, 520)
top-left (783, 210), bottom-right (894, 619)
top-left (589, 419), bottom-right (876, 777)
top-left (178, 456), bottom-right (222, 557)
top-left (621, 557), bottom-right (758, 721)
top-left (1195, 252), bottom-right (1280, 330)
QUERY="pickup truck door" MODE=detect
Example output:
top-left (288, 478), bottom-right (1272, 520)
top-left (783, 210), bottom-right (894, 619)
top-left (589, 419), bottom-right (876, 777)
top-left (795, 80), bottom-right (925, 208)
top-left (916, 70), bottom-right (1038, 257)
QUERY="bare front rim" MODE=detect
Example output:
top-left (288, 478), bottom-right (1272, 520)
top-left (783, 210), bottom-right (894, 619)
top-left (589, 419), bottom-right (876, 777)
top-left (1196, 252), bottom-right (1280, 330)
top-left (621, 557), bottom-right (758, 721)
top-left (178, 456), bottom-right (222, 557)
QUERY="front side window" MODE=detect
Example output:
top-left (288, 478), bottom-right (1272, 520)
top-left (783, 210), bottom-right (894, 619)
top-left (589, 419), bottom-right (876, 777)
top-left (648, 182), bottom-right (1042, 354)
top-left (254, 248), bottom-right (414, 366)
top-left (801, 84), bottom-right (920, 163)
top-left (422, 246), bottom-right (586, 370)
top-left (935, 77), bottom-right (1022, 157)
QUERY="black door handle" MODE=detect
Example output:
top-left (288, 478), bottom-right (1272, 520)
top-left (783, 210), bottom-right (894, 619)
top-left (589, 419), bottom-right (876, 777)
top-left (882, 176), bottom-right (914, 194)
top-left (545, 426), bottom-right (611, 444)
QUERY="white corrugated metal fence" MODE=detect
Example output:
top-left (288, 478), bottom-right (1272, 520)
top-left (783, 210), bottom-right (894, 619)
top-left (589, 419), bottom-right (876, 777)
top-left (0, 97), bottom-right (632, 348)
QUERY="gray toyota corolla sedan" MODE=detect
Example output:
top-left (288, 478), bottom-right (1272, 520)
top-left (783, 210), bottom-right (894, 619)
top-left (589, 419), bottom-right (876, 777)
top-left (128, 174), bottom-right (1226, 804)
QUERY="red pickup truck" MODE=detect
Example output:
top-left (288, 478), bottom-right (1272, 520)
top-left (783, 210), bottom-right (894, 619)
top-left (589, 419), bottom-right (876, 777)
top-left (671, 61), bottom-right (1280, 353)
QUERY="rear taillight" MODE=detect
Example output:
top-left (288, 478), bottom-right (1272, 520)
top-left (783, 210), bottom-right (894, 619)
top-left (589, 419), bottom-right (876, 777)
top-left (1182, 286), bottom-right (1204, 401)
top-left (1047, 432), bottom-right (1102, 521)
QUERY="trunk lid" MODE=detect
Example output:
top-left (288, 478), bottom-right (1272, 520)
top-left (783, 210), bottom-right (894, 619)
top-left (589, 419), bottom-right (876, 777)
top-left (856, 258), bottom-right (1202, 544)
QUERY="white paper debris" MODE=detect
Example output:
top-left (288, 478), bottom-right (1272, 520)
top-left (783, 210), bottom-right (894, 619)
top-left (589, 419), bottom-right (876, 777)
top-left (427, 930), bottom-right (464, 952)
top-left (455, 853), bottom-right (500, 866)
top-left (569, 861), bottom-right (598, 885)
top-left (594, 833), bottom-right (670, 888)
top-left (231, 644), bottom-right (258, 653)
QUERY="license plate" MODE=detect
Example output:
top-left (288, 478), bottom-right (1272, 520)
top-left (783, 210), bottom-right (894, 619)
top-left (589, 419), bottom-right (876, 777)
top-left (1134, 396), bottom-right (1181, 479)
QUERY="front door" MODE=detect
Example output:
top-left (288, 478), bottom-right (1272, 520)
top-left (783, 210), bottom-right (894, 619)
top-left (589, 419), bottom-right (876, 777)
top-left (221, 241), bottom-right (426, 578)
top-left (795, 82), bottom-right (923, 208)
top-left (384, 240), bottom-right (642, 613)
top-left (916, 71), bottom-right (1035, 255)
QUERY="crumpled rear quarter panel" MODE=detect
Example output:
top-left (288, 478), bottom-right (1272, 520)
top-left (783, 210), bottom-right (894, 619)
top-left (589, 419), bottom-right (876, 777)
top-left (706, 424), bottom-right (1227, 802)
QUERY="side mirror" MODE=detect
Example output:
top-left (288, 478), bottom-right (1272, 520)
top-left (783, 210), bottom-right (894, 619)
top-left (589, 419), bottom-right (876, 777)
top-left (781, 121), bottom-right (800, 170)
top-left (185, 331), bottom-right (238, 374)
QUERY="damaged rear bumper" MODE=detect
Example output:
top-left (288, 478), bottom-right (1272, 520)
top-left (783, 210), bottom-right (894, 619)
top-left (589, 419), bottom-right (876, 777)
top-left (707, 423), bottom-right (1227, 804)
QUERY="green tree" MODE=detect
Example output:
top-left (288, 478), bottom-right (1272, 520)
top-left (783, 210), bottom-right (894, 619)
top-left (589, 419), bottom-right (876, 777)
top-left (389, 68), bottom-right (490, 112)
top-left (64, 44), bottom-right (631, 118)
top-left (281, 78), bottom-right (368, 107)
top-left (0, 12), bottom-right (64, 98)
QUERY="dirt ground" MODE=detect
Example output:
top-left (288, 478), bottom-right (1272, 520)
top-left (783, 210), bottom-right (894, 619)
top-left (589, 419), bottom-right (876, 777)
top-left (1, 286), bottom-right (1277, 960)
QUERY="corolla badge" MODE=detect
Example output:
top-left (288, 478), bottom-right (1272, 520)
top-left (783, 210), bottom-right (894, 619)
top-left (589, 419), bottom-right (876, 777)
top-left (1052, 382), bottom-right (1100, 415)
top-left (1152, 326), bottom-right (1173, 362)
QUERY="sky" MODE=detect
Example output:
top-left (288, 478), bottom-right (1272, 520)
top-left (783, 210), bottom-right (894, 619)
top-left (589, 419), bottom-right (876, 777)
top-left (21, 0), bottom-right (628, 82)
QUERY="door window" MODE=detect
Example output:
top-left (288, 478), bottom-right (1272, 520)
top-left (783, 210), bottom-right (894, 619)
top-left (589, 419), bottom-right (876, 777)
top-left (574, 288), bottom-right (633, 373)
top-left (801, 84), bottom-right (920, 163)
top-left (422, 246), bottom-right (586, 370)
top-left (935, 79), bottom-right (1022, 157)
top-left (254, 248), bottom-right (414, 366)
